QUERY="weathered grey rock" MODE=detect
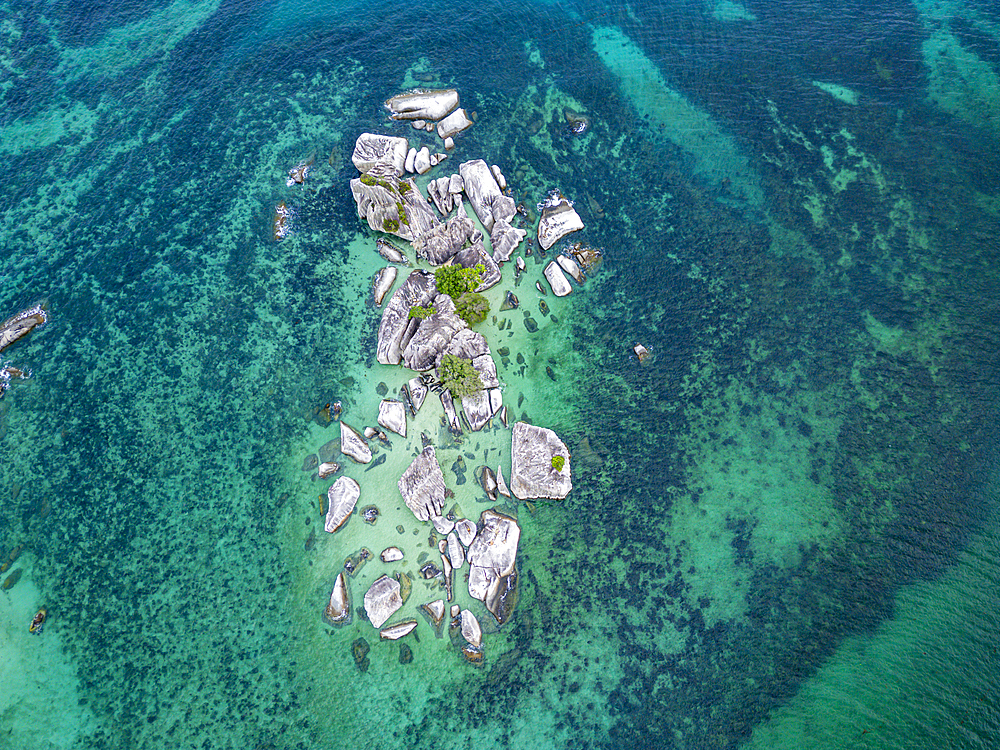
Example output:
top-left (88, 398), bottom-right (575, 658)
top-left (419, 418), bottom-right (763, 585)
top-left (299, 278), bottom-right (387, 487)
top-left (453, 241), bottom-right (501, 291)
top-left (376, 237), bottom-right (409, 265)
top-left (340, 422), bottom-right (372, 464)
top-left (459, 356), bottom-right (499, 433)
top-left (323, 571), bottom-right (351, 625)
top-left (444, 136), bottom-right (455, 150)
top-left (378, 399), bottom-right (407, 437)
top-left (490, 219), bottom-right (526, 263)
top-left (440, 390), bottom-right (462, 433)
top-left (451, 604), bottom-right (461, 619)
top-left (460, 609), bottom-right (482, 648)
top-left (428, 177), bottom-right (453, 216)
top-left (398, 446), bottom-right (447, 521)
top-left (486, 567), bottom-right (518, 626)
top-left (467, 510), bottom-right (520, 621)
top-left (414, 146), bottom-right (432, 174)
top-left (0, 304), bottom-right (47, 353)
top-left (386, 89), bottom-right (459, 121)
top-left (557, 253), bottom-right (584, 284)
top-left (442, 552), bottom-right (454, 601)
top-left (420, 599), bottom-right (446, 629)
top-left (318, 461), bottom-right (340, 479)
top-left (438, 328), bottom-right (489, 368)
top-left (499, 291), bottom-right (519, 311)
top-left (455, 519), bottom-right (476, 547)
top-left (449, 173), bottom-right (464, 194)
top-left (364, 575), bottom-right (403, 628)
top-left (380, 619), bottom-right (418, 640)
top-left (431, 515), bottom-right (455, 535)
top-left (496, 464), bottom-right (511, 497)
top-left (488, 388), bottom-right (503, 417)
top-left (325, 476), bottom-right (360, 533)
top-left (380, 546), bottom-right (404, 563)
top-left (471, 354), bottom-right (500, 388)
top-left (350, 163), bottom-right (440, 241)
top-left (406, 377), bottom-right (428, 413)
top-left (510, 422), bottom-right (572, 499)
top-left (537, 191), bottom-right (584, 250)
top-left (481, 466), bottom-right (498, 501)
top-left (402, 295), bottom-right (467, 372)
top-left (447, 531), bottom-right (465, 569)
top-left (490, 164), bottom-right (507, 190)
top-left (404, 147), bottom-right (416, 173)
top-left (377, 270), bottom-right (437, 365)
top-left (363, 426), bottom-right (378, 439)
top-left (437, 108), bottom-right (474, 138)
top-left (373, 266), bottom-right (397, 306)
top-left (352, 133), bottom-right (408, 175)
top-left (544, 261), bottom-right (573, 297)
top-left (459, 159), bottom-right (516, 232)
top-left (499, 405), bottom-right (509, 427)
top-left (411, 211), bottom-right (474, 265)
top-left (634, 343), bottom-right (651, 362)
top-left (412, 119), bottom-right (426, 130)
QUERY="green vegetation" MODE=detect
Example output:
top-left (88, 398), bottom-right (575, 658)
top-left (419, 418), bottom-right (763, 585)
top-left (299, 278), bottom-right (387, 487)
top-left (383, 216), bottom-right (400, 233)
top-left (551, 455), bottom-right (565, 471)
top-left (359, 173), bottom-right (376, 186)
top-left (434, 263), bottom-right (486, 300)
top-left (455, 292), bottom-right (490, 327)
top-left (408, 305), bottom-right (436, 320)
top-left (438, 354), bottom-right (483, 398)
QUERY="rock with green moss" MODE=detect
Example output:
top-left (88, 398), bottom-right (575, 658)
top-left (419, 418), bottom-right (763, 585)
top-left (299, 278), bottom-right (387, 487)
top-left (510, 422), bottom-right (572, 500)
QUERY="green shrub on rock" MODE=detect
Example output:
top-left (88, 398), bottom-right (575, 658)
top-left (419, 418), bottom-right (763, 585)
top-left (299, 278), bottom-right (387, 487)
top-left (438, 354), bottom-right (483, 398)
top-left (455, 292), bottom-right (490, 327)
top-left (434, 263), bottom-right (486, 300)
top-left (551, 455), bottom-right (565, 472)
top-left (408, 305), bottom-right (436, 320)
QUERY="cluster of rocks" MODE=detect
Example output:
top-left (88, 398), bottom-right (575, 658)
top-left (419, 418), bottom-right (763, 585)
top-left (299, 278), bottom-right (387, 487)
top-left (0, 303), bottom-right (47, 396)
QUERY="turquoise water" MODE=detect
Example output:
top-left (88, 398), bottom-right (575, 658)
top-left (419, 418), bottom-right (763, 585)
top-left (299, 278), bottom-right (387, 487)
top-left (3, 0), bottom-right (1000, 748)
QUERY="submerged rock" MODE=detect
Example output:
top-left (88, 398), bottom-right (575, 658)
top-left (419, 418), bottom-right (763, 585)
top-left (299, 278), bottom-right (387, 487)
top-left (340, 422), bottom-right (372, 464)
top-left (398, 446), bottom-right (447, 521)
top-left (377, 399), bottom-right (407, 437)
top-left (361, 505), bottom-right (380, 524)
top-left (364, 575), bottom-right (403, 628)
top-left (544, 261), bottom-right (572, 297)
top-left (510, 422), bottom-right (572, 500)
top-left (500, 291), bottom-right (519, 311)
top-left (323, 571), bottom-right (351, 625)
top-left (325, 476), bottom-right (360, 533)
top-left (537, 190), bottom-right (584, 250)
top-left (352, 637), bottom-right (370, 671)
top-left (386, 89), bottom-right (459, 121)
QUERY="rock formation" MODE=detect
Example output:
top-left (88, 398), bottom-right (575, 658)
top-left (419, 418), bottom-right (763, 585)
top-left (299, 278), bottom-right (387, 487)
top-left (398, 446), bottom-right (447, 521)
top-left (377, 399), bottom-right (407, 437)
top-left (459, 159), bottom-right (516, 232)
top-left (350, 163), bottom-right (439, 242)
top-left (380, 546), bottom-right (404, 562)
top-left (0, 304), bottom-right (48, 353)
top-left (557, 253), bottom-right (584, 284)
top-left (453, 241), bottom-right (501, 290)
top-left (411, 210), bottom-right (474, 265)
top-left (351, 133), bottom-right (408, 175)
top-left (373, 266), bottom-right (397, 306)
top-left (323, 571), bottom-right (351, 625)
top-left (490, 219), bottom-right (526, 263)
top-left (437, 108), bottom-right (474, 138)
top-left (467, 510), bottom-right (520, 623)
top-left (377, 270), bottom-right (437, 365)
top-left (544, 261), bottom-right (573, 297)
top-left (325, 476), bottom-right (360, 532)
top-left (510, 422), bottom-right (572, 500)
top-left (380, 619), bottom-right (418, 640)
top-left (340, 422), bottom-right (372, 463)
top-left (537, 190), bottom-right (584, 249)
top-left (364, 575), bottom-right (403, 628)
top-left (385, 89), bottom-right (459, 121)
top-left (402, 294), bottom-right (468, 372)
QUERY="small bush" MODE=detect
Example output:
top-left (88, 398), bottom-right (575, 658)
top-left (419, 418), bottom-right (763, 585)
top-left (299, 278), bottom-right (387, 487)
top-left (455, 292), bottom-right (490, 327)
top-left (438, 354), bottom-right (483, 398)
top-left (408, 305), bottom-right (436, 320)
top-left (434, 263), bottom-right (486, 300)
top-left (551, 455), bottom-right (565, 471)
top-left (383, 216), bottom-right (400, 233)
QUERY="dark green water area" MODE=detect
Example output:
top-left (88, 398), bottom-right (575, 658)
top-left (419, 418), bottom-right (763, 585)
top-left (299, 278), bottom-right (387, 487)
top-left (3, 0), bottom-right (1000, 748)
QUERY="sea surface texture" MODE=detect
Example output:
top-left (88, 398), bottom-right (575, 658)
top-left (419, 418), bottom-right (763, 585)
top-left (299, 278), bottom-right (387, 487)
top-left (2, 0), bottom-right (1000, 748)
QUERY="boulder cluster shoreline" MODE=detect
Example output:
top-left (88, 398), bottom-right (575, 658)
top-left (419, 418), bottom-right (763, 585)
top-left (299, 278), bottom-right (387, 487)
top-left (300, 87), bottom-right (603, 668)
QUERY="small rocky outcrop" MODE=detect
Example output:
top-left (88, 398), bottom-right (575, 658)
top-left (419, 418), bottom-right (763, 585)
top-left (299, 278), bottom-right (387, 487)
top-left (537, 190), bottom-right (584, 250)
top-left (380, 619), bottom-right (418, 640)
top-left (364, 575), bottom-right (403, 628)
top-left (351, 133), bottom-right (408, 175)
top-left (557, 253), bottom-right (584, 284)
top-left (350, 163), bottom-right (440, 241)
top-left (411, 209), bottom-right (474, 265)
top-left (325, 476), bottom-right (361, 532)
top-left (467, 510), bottom-right (521, 623)
top-left (377, 399), bottom-right (407, 437)
top-left (377, 270), bottom-right (437, 365)
top-left (376, 237), bottom-right (409, 264)
top-left (455, 519), bottom-right (477, 547)
top-left (373, 266), bottom-right (397, 306)
top-left (459, 159), bottom-right (516, 232)
top-left (544, 261), bottom-right (572, 297)
top-left (490, 219), bottom-right (526, 263)
top-left (437, 108), bottom-right (474, 138)
top-left (385, 89), bottom-right (459, 121)
top-left (510, 422), bottom-right (572, 499)
top-left (340, 422), bottom-right (372, 464)
top-left (398, 446), bottom-right (447, 521)
top-left (380, 546), bottom-right (404, 563)
top-left (323, 571), bottom-right (351, 625)
top-left (405, 377), bottom-right (427, 413)
top-left (460, 610), bottom-right (482, 648)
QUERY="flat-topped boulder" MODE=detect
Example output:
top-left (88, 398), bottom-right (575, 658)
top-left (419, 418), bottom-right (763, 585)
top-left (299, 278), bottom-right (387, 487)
top-left (364, 575), bottom-right (403, 628)
top-left (340, 422), bottom-right (372, 464)
top-left (377, 270), bottom-right (438, 365)
top-left (544, 261), bottom-right (572, 297)
top-left (459, 159), bottom-right (516, 232)
top-left (325, 476), bottom-right (361, 532)
top-left (557, 253), bottom-right (584, 284)
top-left (373, 266), bottom-right (397, 306)
top-left (385, 89), bottom-right (459, 121)
top-left (510, 422), bottom-right (572, 499)
top-left (398, 445), bottom-right (447, 521)
top-left (377, 399), bottom-right (407, 437)
top-left (402, 294), bottom-right (468, 372)
top-left (537, 190), bottom-right (584, 250)
top-left (351, 133), bottom-right (408, 175)
top-left (406, 376), bottom-right (428, 413)
top-left (437, 108), bottom-right (474, 139)
top-left (350, 163), bottom-right (439, 242)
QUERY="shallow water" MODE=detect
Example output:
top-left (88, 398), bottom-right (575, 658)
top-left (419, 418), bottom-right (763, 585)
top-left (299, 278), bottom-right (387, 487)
top-left (3, 0), bottom-right (1000, 748)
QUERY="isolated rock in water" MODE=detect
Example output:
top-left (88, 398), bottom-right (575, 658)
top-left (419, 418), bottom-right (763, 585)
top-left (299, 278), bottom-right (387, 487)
top-left (634, 343), bottom-right (651, 362)
top-left (486, 566), bottom-right (518, 626)
top-left (490, 164), bottom-right (507, 190)
top-left (421, 599), bottom-right (446, 630)
top-left (455, 519), bottom-right (477, 547)
top-left (431, 515), bottom-right (455, 535)
top-left (318, 461), bottom-right (340, 479)
top-left (490, 219), bottom-right (526, 263)
top-left (488, 388), bottom-right (503, 417)
top-left (411, 211), bottom-right (474, 265)
top-left (496, 464), bottom-right (511, 497)
top-left (378, 399), bottom-right (407, 437)
top-left (376, 237), bottom-right (409, 264)
top-left (467, 510), bottom-right (520, 620)
top-left (325, 476), bottom-right (361, 532)
top-left (537, 190), bottom-right (584, 250)
top-left (340, 422), bottom-right (372, 464)
top-left (460, 609), bottom-right (482, 648)
top-left (510, 422), bottom-right (572, 499)
top-left (453, 240), bottom-right (501, 291)
top-left (364, 575), bottom-right (403, 628)
top-left (406, 376), bottom-right (428, 413)
top-left (557, 253), bottom-right (584, 284)
top-left (386, 89), bottom-right (459, 121)
top-left (544, 261), bottom-right (573, 297)
top-left (569, 242), bottom-right (603, 271)
top-left (0, 304), bottom-right (48, 353)
top-left (324, 571), bottom-right (351, 625)
top-left (461, 388), bottom-right (494, 433)
top-left (402, 294), bottom-right (468, 372)
top-left (350, 163), bottom-right (440, 242)
top-left (378, 270), bottom-right (437, 365)
top-left (380, 619), bottom-right (418, 640)
top-left (447, 531), bottom-right (465, 569)
top-left (373, 266), bottom-right (397, 306)
top-left (381, 546), bottom-right (404, 563)
top-left (398, 445), bottom-right (447, 521)
top-left (437, 108), bottom-right (474, 139)
top-left (459, 159), bottom-right (516, 232)
top-left (352, 133), bottom-right (408, 175)
top-left (414, 146), bottom-right (432, 174)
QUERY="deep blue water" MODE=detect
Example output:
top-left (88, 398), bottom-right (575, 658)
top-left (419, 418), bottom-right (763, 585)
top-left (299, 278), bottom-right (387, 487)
top-left (3, 0), bottom-right (1000, 748)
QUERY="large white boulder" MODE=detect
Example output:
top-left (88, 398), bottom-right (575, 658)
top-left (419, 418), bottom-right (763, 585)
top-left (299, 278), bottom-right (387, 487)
top-left (340, 422), bottom-right (372, 464)
top-left (325, 476), bottom-right (360, 532)
top-left (385, 89), bottom-right (459, 121)
top-left (510, 422), bottom-right (572, 499)
top-left (351, 133), bottom-right (408, 175)
top-left (398, 446), bottom-right (447, 521)
top-left (377, 399), bottom-right (407, 437)
top-left (537, 190), bottom-right (584, 250)
top-left (364, 575), bottom-right (403, 628)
